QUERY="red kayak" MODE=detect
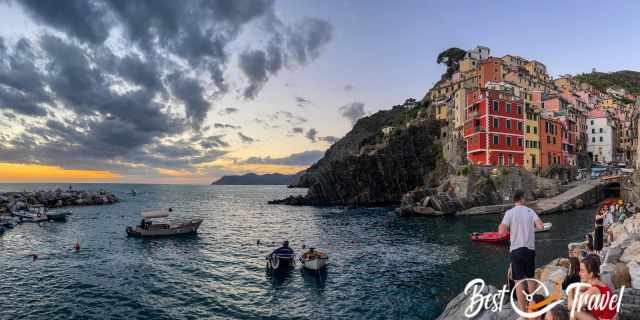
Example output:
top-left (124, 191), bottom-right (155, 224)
top-left (470, 231), bottom-right (510, 243)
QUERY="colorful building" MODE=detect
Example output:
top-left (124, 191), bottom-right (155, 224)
top-left (524, 103), bottom-right (541, 169)
top-left (587, 109), bottom-right (616, 163)
top-left (464, 88), bottom-right (525, 166)
top-left (478, 57), bottom-right (505, 88)
top-left (540, 113), bottom-right (563, 168)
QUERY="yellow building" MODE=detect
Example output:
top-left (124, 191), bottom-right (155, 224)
top-left (524, 100), bottom-right (541, 170)
top-left (601, 98), bottom-right (618, 109)
top-left (451, 87), bottom-right (468, 137)
top-left (434, 99), bottom-right (448, 121)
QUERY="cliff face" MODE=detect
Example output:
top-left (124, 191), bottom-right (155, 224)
top-left (272, 104), bottom-right (444, 206)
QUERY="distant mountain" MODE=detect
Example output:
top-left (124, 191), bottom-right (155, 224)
top-left (211, 172), bottom-right (304, 185)
top-left (575, 70), bottom-right (640, 96)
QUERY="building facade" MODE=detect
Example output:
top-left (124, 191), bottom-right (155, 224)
top-left (587, 109), bottom-right (616, 163)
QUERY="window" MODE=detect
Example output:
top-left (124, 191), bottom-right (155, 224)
top-left (493, 100), bottom-right (499, 112)
top-left (599, 128), bottom-right (603, 133)
top-left (493, 135), bottom-right (499, 145)
top-left (533, 127), bottom-right (537, 134)
top-left (526, 140), bottom-right (529, 148)
top-left (592, 137), bottom-right (595, 143)
top-left (545, 122), bottom-right (549, 133)
top-left (591, 120), bottom-right (594, 125)
top-left (592, 129), bottom-right (595, 134)
top-left (493, 118), bottom-right (499, 128)
top-left (518, 122), bottom-right (523, 131)
top-left (508, 154), bottom-right (513, 166)
top-left (600, 136), bottom-right (603, 142)
top-left (506, 103), bottom-right (511, 113)
top-left (506, 136), bottom-right (512, 146)
top-left (517, 105), bottom-right (522, 114)
top-left (526, 125), bottom-right (530, 133)
top-left (553, 137), bottom-right (556, 144)
top-left (518, 138), bottom-right (523, 147)
top-left (506, 120), bottom-right (511, 129)
top-left (547, 136), bottom-right (551, 143)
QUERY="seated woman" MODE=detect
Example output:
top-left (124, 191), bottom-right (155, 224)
top-left (561, 257), bottom-right (580, 290)
top-left (567, 255), bottom-right (616, 320)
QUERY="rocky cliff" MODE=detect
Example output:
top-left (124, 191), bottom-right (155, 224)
top-left (271, 103), bottom-right (446, 206)
top-left (211, 172), bottom-right (304, 185)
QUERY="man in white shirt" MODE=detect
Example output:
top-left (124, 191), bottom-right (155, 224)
top-left (499, 190), bottom-right (545, 313)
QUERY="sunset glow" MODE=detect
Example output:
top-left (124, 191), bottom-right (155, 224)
top-left (0, 163), bottom-right (120, 182)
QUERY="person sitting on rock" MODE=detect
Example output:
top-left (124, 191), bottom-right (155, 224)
top-left (567, 254), bottom-right (616, 320)
top-left (561, 257), bottom-right (581, 290)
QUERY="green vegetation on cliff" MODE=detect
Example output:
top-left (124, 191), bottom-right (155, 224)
top-left (575, 70), bottom-right (640, 96)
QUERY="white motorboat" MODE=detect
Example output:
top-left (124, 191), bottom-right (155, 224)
top-left (300, 249), bottom-right (329, 271)
top-left (12, 205), bottom-right (49, 223)
top-left (536, 222), bottom-right (553, 233)
top-left (126, 209), bottom-right (202, 237)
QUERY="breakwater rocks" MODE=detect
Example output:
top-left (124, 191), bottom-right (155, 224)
top-left (0, 189), bottom-right (119, 213)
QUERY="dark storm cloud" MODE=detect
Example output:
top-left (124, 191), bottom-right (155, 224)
top-left (167, 73), bottom-right (210, 130)
top-left (237, 132), bottom-right (256, 144)
top-left (242, 150), bottom-right (324, 166)
top-left (0, 0), bottom-right (333, 176)
top-left (18, 0), bottom-right (111, 44)
top-left (339, 102), bottom-right (366, 125)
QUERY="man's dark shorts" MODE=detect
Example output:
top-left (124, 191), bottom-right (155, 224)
top-left (510, 247), bottom-right (535, 280)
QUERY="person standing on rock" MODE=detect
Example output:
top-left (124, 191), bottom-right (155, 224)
top-left (498, 190), bottom-right (545, 313)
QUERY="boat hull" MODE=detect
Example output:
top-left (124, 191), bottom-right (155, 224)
top-left (266, 254), bottom-right (295, 273)
top-left (126, 219), bottom-right (203, 237)
top-left (301, 257), bottom-right (328, 271)
top-left (47, 213), bottom-right (67, 222)
top-left (535, 222), bottom-right (552, 233)
top-left (470, 231), bottom-right (510, 243)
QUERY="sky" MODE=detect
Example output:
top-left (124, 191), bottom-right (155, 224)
top-left (0, 0), bottom-right (639, 184)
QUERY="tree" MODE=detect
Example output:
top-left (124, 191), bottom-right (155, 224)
top-left (436, 48), bottom-right (467, 77)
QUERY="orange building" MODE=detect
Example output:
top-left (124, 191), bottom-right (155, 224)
top-left (478, 57), bottom-right (504, 88)
top-left (540, 115), bottom-right (563, 168)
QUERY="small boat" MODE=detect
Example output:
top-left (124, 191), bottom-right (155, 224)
top-left (12, 206), bottom-right (49, 223)
top-left (125, 209), bottom-right (202, 237)
top-left (46, 211), bottom-right (68, 222)
top-left (471, 231), bottom-right (510, 243)
top-left (535, 222), bottom-right (552, 233)
top-left (266, 252), bottom-right (296, 273)
top-left (129, 189), bottom-right (137, 196)
top-left (300, 249), bottom-right (329, 271)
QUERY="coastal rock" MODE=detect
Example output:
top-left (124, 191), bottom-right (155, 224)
top-left (617, 288), bottom-right (640, 320)
top-left (574, 198), bottom-right (584, 208)
top-left (601, 263), bottom-right (616, 289)
top-left (435, 284), bottom-right (516, 320)
top-left (621, 242), bottom-right (640, 264)
top-left (605, 246), bottom-right (624, 264)
top-left (535, 264), bottom-right (567, 291)
top-left (613, 262), bottom-right (631, 289)
top-left (629, 261), bottom-right (640, 289)
top-left (568, 241), bottom-right (588, 258)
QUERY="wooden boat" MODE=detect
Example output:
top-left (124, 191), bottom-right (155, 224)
top-left (470, 231), bottom-right (510, 243)
top-left (266, 252), bottom-right (296, 273)
top-left (126, 209), bottom-right (203, 237)
top-left (535, 222), bottom-right (552, 233)
top-left (300, 250), bottom-right (329, 271)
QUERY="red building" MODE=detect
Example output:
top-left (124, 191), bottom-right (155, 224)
top-left (478, 57), bottom-right (504, 88)
top-left (540, 115), bottom-right (563, 168)
top-left (464, 88), bottom-right (525, 166)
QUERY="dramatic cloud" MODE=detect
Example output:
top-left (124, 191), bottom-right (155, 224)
top-left (237, 132), bottom-right (256, 144)
top-left (296, 96), bottom-right (312, 107)
top-left (339, 102), bottom-right (366, 125)
top-left (242, 150), bottom-right (324, 166)
top-left (305, 128), bottom-right (318, 142)
top-left (0, 0), bottom-right (333, 177)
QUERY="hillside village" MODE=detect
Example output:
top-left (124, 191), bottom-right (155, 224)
top-left (426, 46), bottom-right (639, 172)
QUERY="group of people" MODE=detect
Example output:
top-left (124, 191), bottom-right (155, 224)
top-left (500, 190), bottom-right (619, 320)
top-left (591, 200), bottom-right (634, 253)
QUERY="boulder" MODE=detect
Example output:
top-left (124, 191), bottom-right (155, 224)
top-left (601, 263), bottom-right (616, 289)
top-left (574, 198), bottom-right (584, 208)
top-left (568, 241), bottom-right (588, 258)
top-left (629, 261), bottom-right (640, 290)
top-left (613, 262), bottom-right (631, 289)
top-left (605, 246), bottom-right (624, 264)
top-left (621, 242), bottom-right (640, 264)
top-left (436, 284), bottom-right (499, 320)
top-left (535, 264), bottom-right (568, 291)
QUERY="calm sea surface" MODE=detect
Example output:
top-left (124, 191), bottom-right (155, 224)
top-left (0, 184), bottom-right (596, 320)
